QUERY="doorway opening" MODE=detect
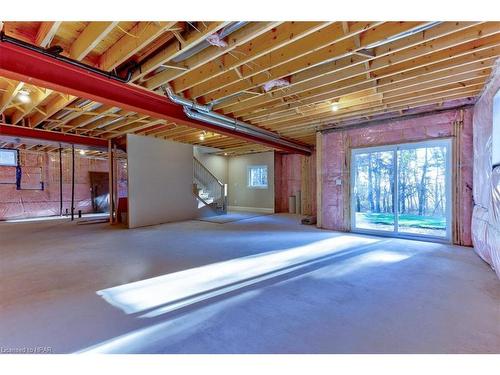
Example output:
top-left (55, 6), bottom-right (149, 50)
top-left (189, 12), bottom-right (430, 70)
top-left (351, 139), bottom-right (452, 241)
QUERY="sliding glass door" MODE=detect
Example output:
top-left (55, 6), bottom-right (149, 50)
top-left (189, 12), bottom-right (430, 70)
top-left (351, 139), bottom-right (452, 241)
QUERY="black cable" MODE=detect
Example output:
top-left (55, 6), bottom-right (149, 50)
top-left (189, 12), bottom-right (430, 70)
top-left (0, 32), bottom-right (135, 83)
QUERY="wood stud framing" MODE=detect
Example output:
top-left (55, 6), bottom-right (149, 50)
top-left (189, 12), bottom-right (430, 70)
top-left (0, 21), bottom-right (499, 154)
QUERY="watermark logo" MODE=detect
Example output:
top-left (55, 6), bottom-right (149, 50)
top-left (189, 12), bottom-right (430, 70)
top-left (0, 346), bottom-right (53, 354)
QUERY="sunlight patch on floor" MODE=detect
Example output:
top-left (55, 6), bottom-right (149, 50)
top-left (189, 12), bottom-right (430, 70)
top-left (97, 235), bottom-right (380, 317)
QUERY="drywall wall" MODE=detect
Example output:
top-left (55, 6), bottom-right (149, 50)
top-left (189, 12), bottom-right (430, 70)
top-left (193, 147), bottom-right (228, 184)
top-left (228, 151), bottom-right (274, 212)
top-left (275, 152), bottom-right (316, 215)
top-left (127, 134), bottom-right (197, 228)
top-left (471, 59), bottom-right (500, 278)
top-left (317, 107), bottom-right (474, 246)
top-left (0, 149), bottom-right (125, 220)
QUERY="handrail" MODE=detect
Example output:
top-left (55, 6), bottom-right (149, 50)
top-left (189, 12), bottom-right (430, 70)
top-left (193, 157), bottom-right (223, 188)
top-left (193, 189), bottom-right (213, 208)
top-left (193, 157), bottom-right (226, 213)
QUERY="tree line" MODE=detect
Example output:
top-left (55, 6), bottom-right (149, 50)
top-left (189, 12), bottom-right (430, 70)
top-left (353, 146), bottom-right (447, 217)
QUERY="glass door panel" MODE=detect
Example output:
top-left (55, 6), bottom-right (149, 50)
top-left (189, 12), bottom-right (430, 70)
top-left (397, 145), bottom-right (448, 238)
top-left (351, 139), bottom-right (451, 241)
top-left (352, 150), bottom-right (395, 232)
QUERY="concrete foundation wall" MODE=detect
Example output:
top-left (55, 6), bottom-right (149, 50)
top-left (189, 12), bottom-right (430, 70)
top-left (228, 151), bottom-right (275, 211)
top-left (317, 107), bottom-right (474, 246)
top-left (127, 134), bottom-right (197, 228)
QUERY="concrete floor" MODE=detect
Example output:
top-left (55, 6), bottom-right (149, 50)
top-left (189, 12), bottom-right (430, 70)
top-left (0, 214), bottom-right (499, 354)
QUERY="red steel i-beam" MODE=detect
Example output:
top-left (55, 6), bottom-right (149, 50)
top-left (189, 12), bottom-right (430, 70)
top-left (0, 123), bottom-right (108, 148)
top-left (0, 40), bottom-right (311, 155)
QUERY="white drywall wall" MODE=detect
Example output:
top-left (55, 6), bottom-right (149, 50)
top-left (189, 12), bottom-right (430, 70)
top-left (228, 151), bottom-right (274, 211)
top-left (127, 134), bottom-right (197, 228)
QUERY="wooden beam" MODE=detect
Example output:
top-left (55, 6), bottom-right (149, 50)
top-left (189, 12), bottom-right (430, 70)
top-left (144, 21), bottom-right (282, 90)
top-left (197, 22), bottom-right (426, 103)
top-left (98, 21), bottom-right (177, 71)
top-left (258, 80), bottom-right (485, 128)
top-left (108, 118), bottom-right (167, 137)
top-left (226, 25), bottom-right (498, 118)
top-left (11, 87), bottom-right (53, 124)
top-left (173, 22), bottom-right (331, 94)
top-left (273, 88), bottom-right (480, 132)
top-left (70, 22), bottom-right (119, 60)
top-left (241, 56), bottom-right (495, 122)
top-left (0, 80), bottom-right (23, 113)
top-left (35, 22), bottom-right (62, 47)
top-left (28, 93), bottom-right (77, 128)
top-left (62, 105), bottom-right (118, 132)
top-left (131, 21), bottom-right (231, 82)
top-left (217, 21), bottom-right (483, 114)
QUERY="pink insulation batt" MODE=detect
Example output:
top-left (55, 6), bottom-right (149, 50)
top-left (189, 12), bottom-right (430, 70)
top-left (0, 149), bottom-right (128, 220)
top-left (319, 107), bottom-right (474, 246)
top-left (275, 152), bottom-right (316, 215)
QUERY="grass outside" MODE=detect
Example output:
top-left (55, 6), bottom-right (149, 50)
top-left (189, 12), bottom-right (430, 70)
top-left (356, 212), bottom-right (446, 230)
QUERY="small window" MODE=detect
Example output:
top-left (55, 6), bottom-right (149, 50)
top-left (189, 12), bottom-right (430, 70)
top-left (0, 149), bottom-right (17, 166)
top-left (248, 165), bottom-right (268, 189)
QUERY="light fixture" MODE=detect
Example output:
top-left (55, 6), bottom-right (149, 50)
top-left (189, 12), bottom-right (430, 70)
top-left (79, 149), bottom-right (86, 155)
top-left (331, 103), bottom-right (339, 112)
top-left (224, 152), bottom-right (228, 156)
top-left (199, 131), bottom-right (206, 141)
top-left (17, 90), bottom-right (31, 104)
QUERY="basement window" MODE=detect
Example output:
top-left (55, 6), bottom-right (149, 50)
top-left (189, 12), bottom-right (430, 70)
top-left (0, 149), bottom-right (18, 166)
top-left (248, 165), bottom-right (268, 189)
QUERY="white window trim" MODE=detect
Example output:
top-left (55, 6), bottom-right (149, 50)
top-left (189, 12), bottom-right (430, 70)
top-left (247, 165), bottom-right (269, 189)
top-left (0, 148), bottom-right (18, 167)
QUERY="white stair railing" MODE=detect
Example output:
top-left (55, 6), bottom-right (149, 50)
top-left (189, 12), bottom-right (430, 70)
top-left (193, 157), bottom-right (227, 214)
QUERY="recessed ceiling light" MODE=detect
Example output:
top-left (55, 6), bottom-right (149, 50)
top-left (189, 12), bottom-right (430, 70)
top-left (224, 152), bottom-right (228, 156)
top-left (17, 90), bottom-right (31, 104)
top-left (79, 149), bottom-right (86, 155)
top-left (199, 132), bottom-right (205, 141)
top-left (331, 104), bottom-right (339, 112)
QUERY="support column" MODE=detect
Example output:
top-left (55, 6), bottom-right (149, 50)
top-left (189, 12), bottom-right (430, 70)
top-left (59, 147), bottom-right (63, 216)
top-left (108, 140), bottom-right (115, 224)
top-left (70, 144), bottom-right (75, 221)
top-left (316, 131), bottom-right (323, 228)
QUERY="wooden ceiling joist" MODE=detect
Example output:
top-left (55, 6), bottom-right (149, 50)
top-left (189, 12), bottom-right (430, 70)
top-left (143, 21), bottom-right (282, 90)
top-left (0, 79), bottom-right (23, 113)
top-left (35, 22), bottom-right (62, 47)
top-left (131, 21), bottom-right (232, 82)
top-left (98, 21), bottom-right (177, 71)
top-left (228, 29), bottom-right (500, 120)
top-left (70, 22), bottom-right (119, 61)
top-left (173, 21), bottom-right (333, 94)
top-left (0, 21), bottom-right (498, 155)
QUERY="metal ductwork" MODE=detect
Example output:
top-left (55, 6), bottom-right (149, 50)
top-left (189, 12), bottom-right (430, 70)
top-left (163, 86), bottom-right (312, 154)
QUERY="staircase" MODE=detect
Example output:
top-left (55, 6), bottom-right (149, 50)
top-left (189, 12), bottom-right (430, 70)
top-left (193, 157), bottom-right (227, 215)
